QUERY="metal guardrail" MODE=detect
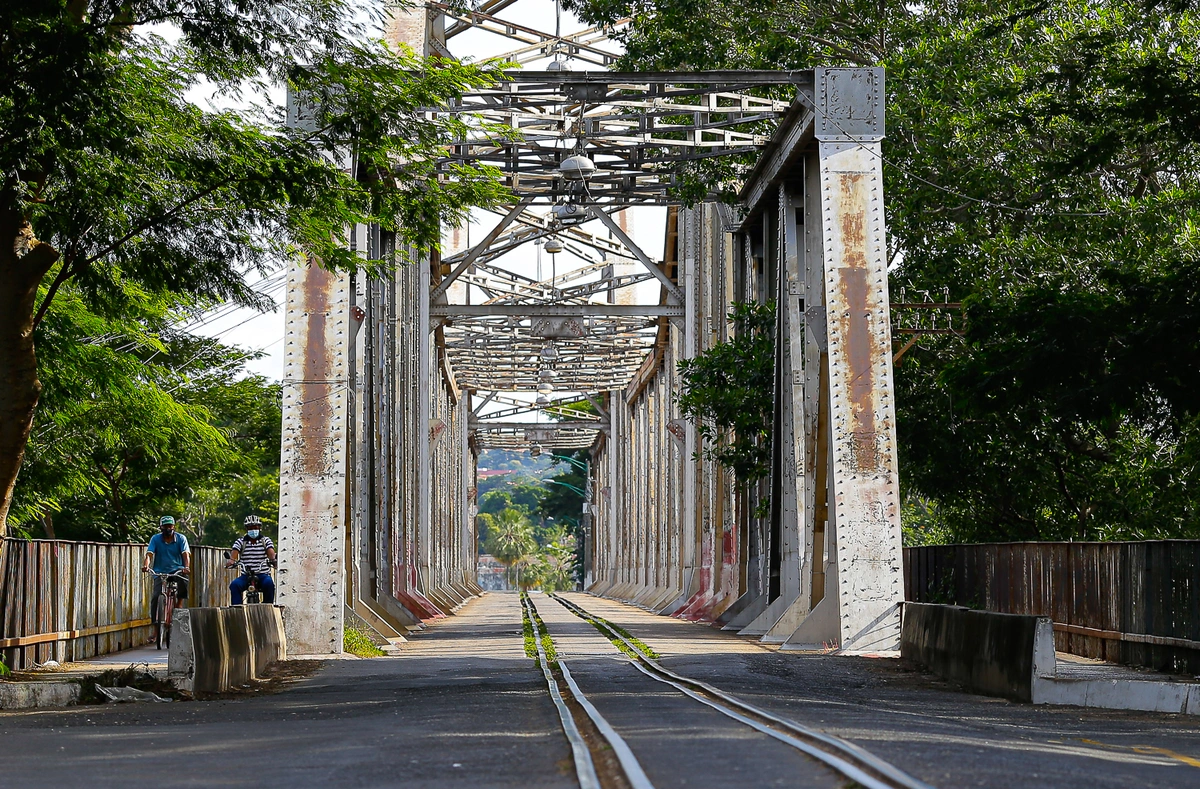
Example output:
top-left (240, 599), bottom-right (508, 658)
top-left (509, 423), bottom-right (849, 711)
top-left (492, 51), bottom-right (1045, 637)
top-left (904, 541), bottom-right (1200, 675)
top-left (0, 538), bottom-right (228, 670)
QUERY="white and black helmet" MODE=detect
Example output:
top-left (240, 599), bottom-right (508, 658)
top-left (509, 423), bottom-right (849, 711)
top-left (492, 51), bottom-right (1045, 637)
top-left (244, 515), bottom-right (262, 528)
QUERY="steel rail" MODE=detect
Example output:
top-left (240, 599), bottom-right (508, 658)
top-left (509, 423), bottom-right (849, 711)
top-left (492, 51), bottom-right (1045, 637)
top-left (522, 594), bottom-right (653, 789)
top-left (551, 594), bottom-right (937, 789)
top-left (524, 595), bottom-right (656, 789)
top-left (520, 594), bottom-right (602, 789)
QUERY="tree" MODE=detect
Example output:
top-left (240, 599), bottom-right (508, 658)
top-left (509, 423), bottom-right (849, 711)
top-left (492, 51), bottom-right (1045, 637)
top-left (482, 508), bottom-right (536, 588)
top-left (0, 0), bottom-right (508, 532)
top-left (538, 448), bottom-right (590, 581)
top-left (533, 524), bottom-right (578, 592)
top-left (10, 284), bottom-right (285, 542)
top-left (568, 0), bottom-right (1200, 541)
top-left (677, 301), bottom-right (776, 486)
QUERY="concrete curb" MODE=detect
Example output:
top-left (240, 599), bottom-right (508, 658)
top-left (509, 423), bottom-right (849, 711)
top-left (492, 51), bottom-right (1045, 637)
top-left (0, 681), bottom-right (81, 711)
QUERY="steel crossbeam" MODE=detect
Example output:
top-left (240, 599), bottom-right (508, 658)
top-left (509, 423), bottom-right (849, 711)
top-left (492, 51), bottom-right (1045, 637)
top-left (428, 70), bottom-right (809, 204)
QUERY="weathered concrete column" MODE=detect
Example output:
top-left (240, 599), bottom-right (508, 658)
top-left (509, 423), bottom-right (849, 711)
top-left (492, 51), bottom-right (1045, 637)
top-left (277, 257), bottom-right (351, 655)
top-left (275, 91), bottom-right (353, 655)
top-left (814, 67), bottom-right (903, 653)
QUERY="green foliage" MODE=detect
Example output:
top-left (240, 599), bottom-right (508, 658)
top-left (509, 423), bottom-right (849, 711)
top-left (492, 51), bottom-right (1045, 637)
top-left (11, 284), bottom-right (282, 542)
top-left (482, 508), bottom-right (538, 588)
top-left (572, 0), bottom-right (1200, 542)
top-left (0, 0), bottom-right (510, 531)
top-left (478, 481), bottom-right (545, 517)
top-left (5, 1), bottom-right (510, 284)
top-left (538, 449), bottom-right (590, 583)
top-left (901, 496), bottom-right (954, 547)
top-left (533, 525), bottom-right (578, 592)
top-left (475, 511), bottom-right (496, 554)
top-left (677, 301), bottom-right (776, 484)
top-left (343, 626), bottom-right (386, 658)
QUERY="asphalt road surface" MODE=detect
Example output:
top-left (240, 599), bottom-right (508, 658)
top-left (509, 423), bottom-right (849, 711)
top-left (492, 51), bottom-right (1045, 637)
top-left (1, 592), bottom-right (1197, 788)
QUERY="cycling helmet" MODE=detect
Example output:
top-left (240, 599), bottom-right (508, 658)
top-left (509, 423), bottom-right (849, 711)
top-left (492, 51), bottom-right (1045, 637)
top-left (244, 515), bottom-right (262, 528)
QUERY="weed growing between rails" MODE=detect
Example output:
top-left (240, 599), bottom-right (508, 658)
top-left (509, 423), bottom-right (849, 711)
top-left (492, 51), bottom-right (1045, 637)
top-left (550, 595), bottom-right (659, 660)
top-left (521, 591), bottom-right (558, 664)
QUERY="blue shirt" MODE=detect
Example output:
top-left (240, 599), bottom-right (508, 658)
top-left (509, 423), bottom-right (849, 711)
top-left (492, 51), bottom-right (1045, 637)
top-left (147, 532), bottom-right (190, 574)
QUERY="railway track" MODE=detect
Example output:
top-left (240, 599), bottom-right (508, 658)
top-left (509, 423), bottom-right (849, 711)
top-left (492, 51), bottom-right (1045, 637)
top-left (521, 591), bottom-right (936, 789)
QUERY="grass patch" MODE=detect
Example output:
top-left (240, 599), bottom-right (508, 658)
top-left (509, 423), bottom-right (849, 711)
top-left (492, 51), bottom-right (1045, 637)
top-left (553, 595), bottom-right (660, 660)
top-left (521, 595), bottom-right (538, 661)
top-left (605, 622), bottom-right (660, 660)
top-left (520, 592), bottom-right (558, 664)
top-left (343, 625), bottom-right (386, 657)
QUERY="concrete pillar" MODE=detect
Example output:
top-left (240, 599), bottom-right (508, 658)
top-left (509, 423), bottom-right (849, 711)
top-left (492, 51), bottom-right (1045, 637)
top-left (277, 256), bottom-right (351, 655)
top-left (791, 67), bottom-right (902, 653)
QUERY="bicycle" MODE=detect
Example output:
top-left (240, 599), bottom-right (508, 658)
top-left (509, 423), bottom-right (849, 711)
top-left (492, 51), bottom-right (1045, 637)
top-left (149, 570), bottom-right (188, 650)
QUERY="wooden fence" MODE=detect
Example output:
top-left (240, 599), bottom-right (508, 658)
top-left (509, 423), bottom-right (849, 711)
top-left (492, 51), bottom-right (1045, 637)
top-left (905, 541), bottom-right (1200, 675)
top-left (0, 538), bottom-right (229, 671)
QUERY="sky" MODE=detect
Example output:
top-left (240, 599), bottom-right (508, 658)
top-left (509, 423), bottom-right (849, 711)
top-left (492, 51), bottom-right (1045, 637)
top-left (186, 0), bottom-right (669, 383)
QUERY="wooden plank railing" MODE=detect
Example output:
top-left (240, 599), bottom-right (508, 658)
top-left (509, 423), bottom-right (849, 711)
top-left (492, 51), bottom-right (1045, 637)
top-left (0, 538), bottom-right (230, 670)
top-left (904, 541), bottom-right (1200, 675)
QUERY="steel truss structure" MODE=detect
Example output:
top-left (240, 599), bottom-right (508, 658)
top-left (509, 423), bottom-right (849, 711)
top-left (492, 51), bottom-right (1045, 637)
top-left (275, 0), bottom-right (905, 659)
top-left (433, 71), bottom-right (800, 204)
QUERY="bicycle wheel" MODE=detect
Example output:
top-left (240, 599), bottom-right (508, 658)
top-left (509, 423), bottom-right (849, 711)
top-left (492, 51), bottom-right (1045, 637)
top-left (163, 591), bottom-right (175, 650)
top-left (155, 595), bottom-right (167, 650)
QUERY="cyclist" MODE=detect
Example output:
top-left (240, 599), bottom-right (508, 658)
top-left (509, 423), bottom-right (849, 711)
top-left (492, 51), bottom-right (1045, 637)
top-left (226, 515), bottom-right (277, 604)
top-left (142, 515), bottom-right (191, 644)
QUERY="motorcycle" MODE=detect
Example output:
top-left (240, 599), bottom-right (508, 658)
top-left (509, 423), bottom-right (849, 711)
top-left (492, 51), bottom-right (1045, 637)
top-left (223, 550), bottom-right (275, 604)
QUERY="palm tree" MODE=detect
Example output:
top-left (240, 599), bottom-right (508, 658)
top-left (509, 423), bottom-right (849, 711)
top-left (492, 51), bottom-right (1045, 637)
top-left (483, 508), bottom-right (535, 589)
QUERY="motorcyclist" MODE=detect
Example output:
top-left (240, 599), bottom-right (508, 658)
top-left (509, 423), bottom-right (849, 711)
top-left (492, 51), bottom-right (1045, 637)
top-left (226, 515), bottom-right (277, 605)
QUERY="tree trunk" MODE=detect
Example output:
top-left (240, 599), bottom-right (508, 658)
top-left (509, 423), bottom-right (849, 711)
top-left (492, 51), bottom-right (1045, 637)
top-left (0, 207), bottom-right (60, 536)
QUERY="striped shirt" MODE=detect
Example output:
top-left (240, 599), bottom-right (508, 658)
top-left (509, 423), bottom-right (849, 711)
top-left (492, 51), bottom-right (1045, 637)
top-left (232, 536), bottom-right (274, 573)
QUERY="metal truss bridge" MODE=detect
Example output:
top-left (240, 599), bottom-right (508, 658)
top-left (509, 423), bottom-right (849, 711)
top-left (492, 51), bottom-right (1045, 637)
top-left (275, 0), bottom-right (906, 657)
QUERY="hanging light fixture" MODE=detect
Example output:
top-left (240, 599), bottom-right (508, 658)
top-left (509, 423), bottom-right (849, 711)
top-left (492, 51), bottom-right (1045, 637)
top-left (544, 236), bottom-right (564, 254)
top-left (540, 343), bottom-right (559, 361)
top-left (536, 394), bottom-right (550, 406)
top-left (539, 368), bottom-right (556, 382)
top-left (537, 382), bottom-right (554, 396)
top-left (558, 153), bottom-right (596, 181)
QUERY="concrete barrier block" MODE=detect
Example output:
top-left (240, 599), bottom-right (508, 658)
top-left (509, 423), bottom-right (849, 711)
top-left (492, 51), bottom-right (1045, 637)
top-left (168, 605), bottom-right (286, 694)
top-left (222, 606), bottom-right (254, 690)
top-left (245, 605), bottom-right (287, 678)
top-left (901, 602), bottom-right (1048, 702)
top-left (168, 608), bottom-right (198, 693)
top-left (1186, 686), bottom-right (1200, 715)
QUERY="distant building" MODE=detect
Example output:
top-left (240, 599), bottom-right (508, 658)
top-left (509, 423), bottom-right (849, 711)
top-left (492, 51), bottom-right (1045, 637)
top-left (477, 554), bottom-right (509, 591)
top-left (477, 469), bottom-right (516, 479)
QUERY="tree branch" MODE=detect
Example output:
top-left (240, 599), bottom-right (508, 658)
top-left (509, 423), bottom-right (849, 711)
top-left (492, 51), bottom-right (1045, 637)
top-left (31, 253), bottom-right (78, 330)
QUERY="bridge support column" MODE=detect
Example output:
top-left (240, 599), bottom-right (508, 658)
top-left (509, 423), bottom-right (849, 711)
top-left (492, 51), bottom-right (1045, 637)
top-left (785, 67), bottom-right (903, 653)
top-left (277, 257), bottom-right (351, 656)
